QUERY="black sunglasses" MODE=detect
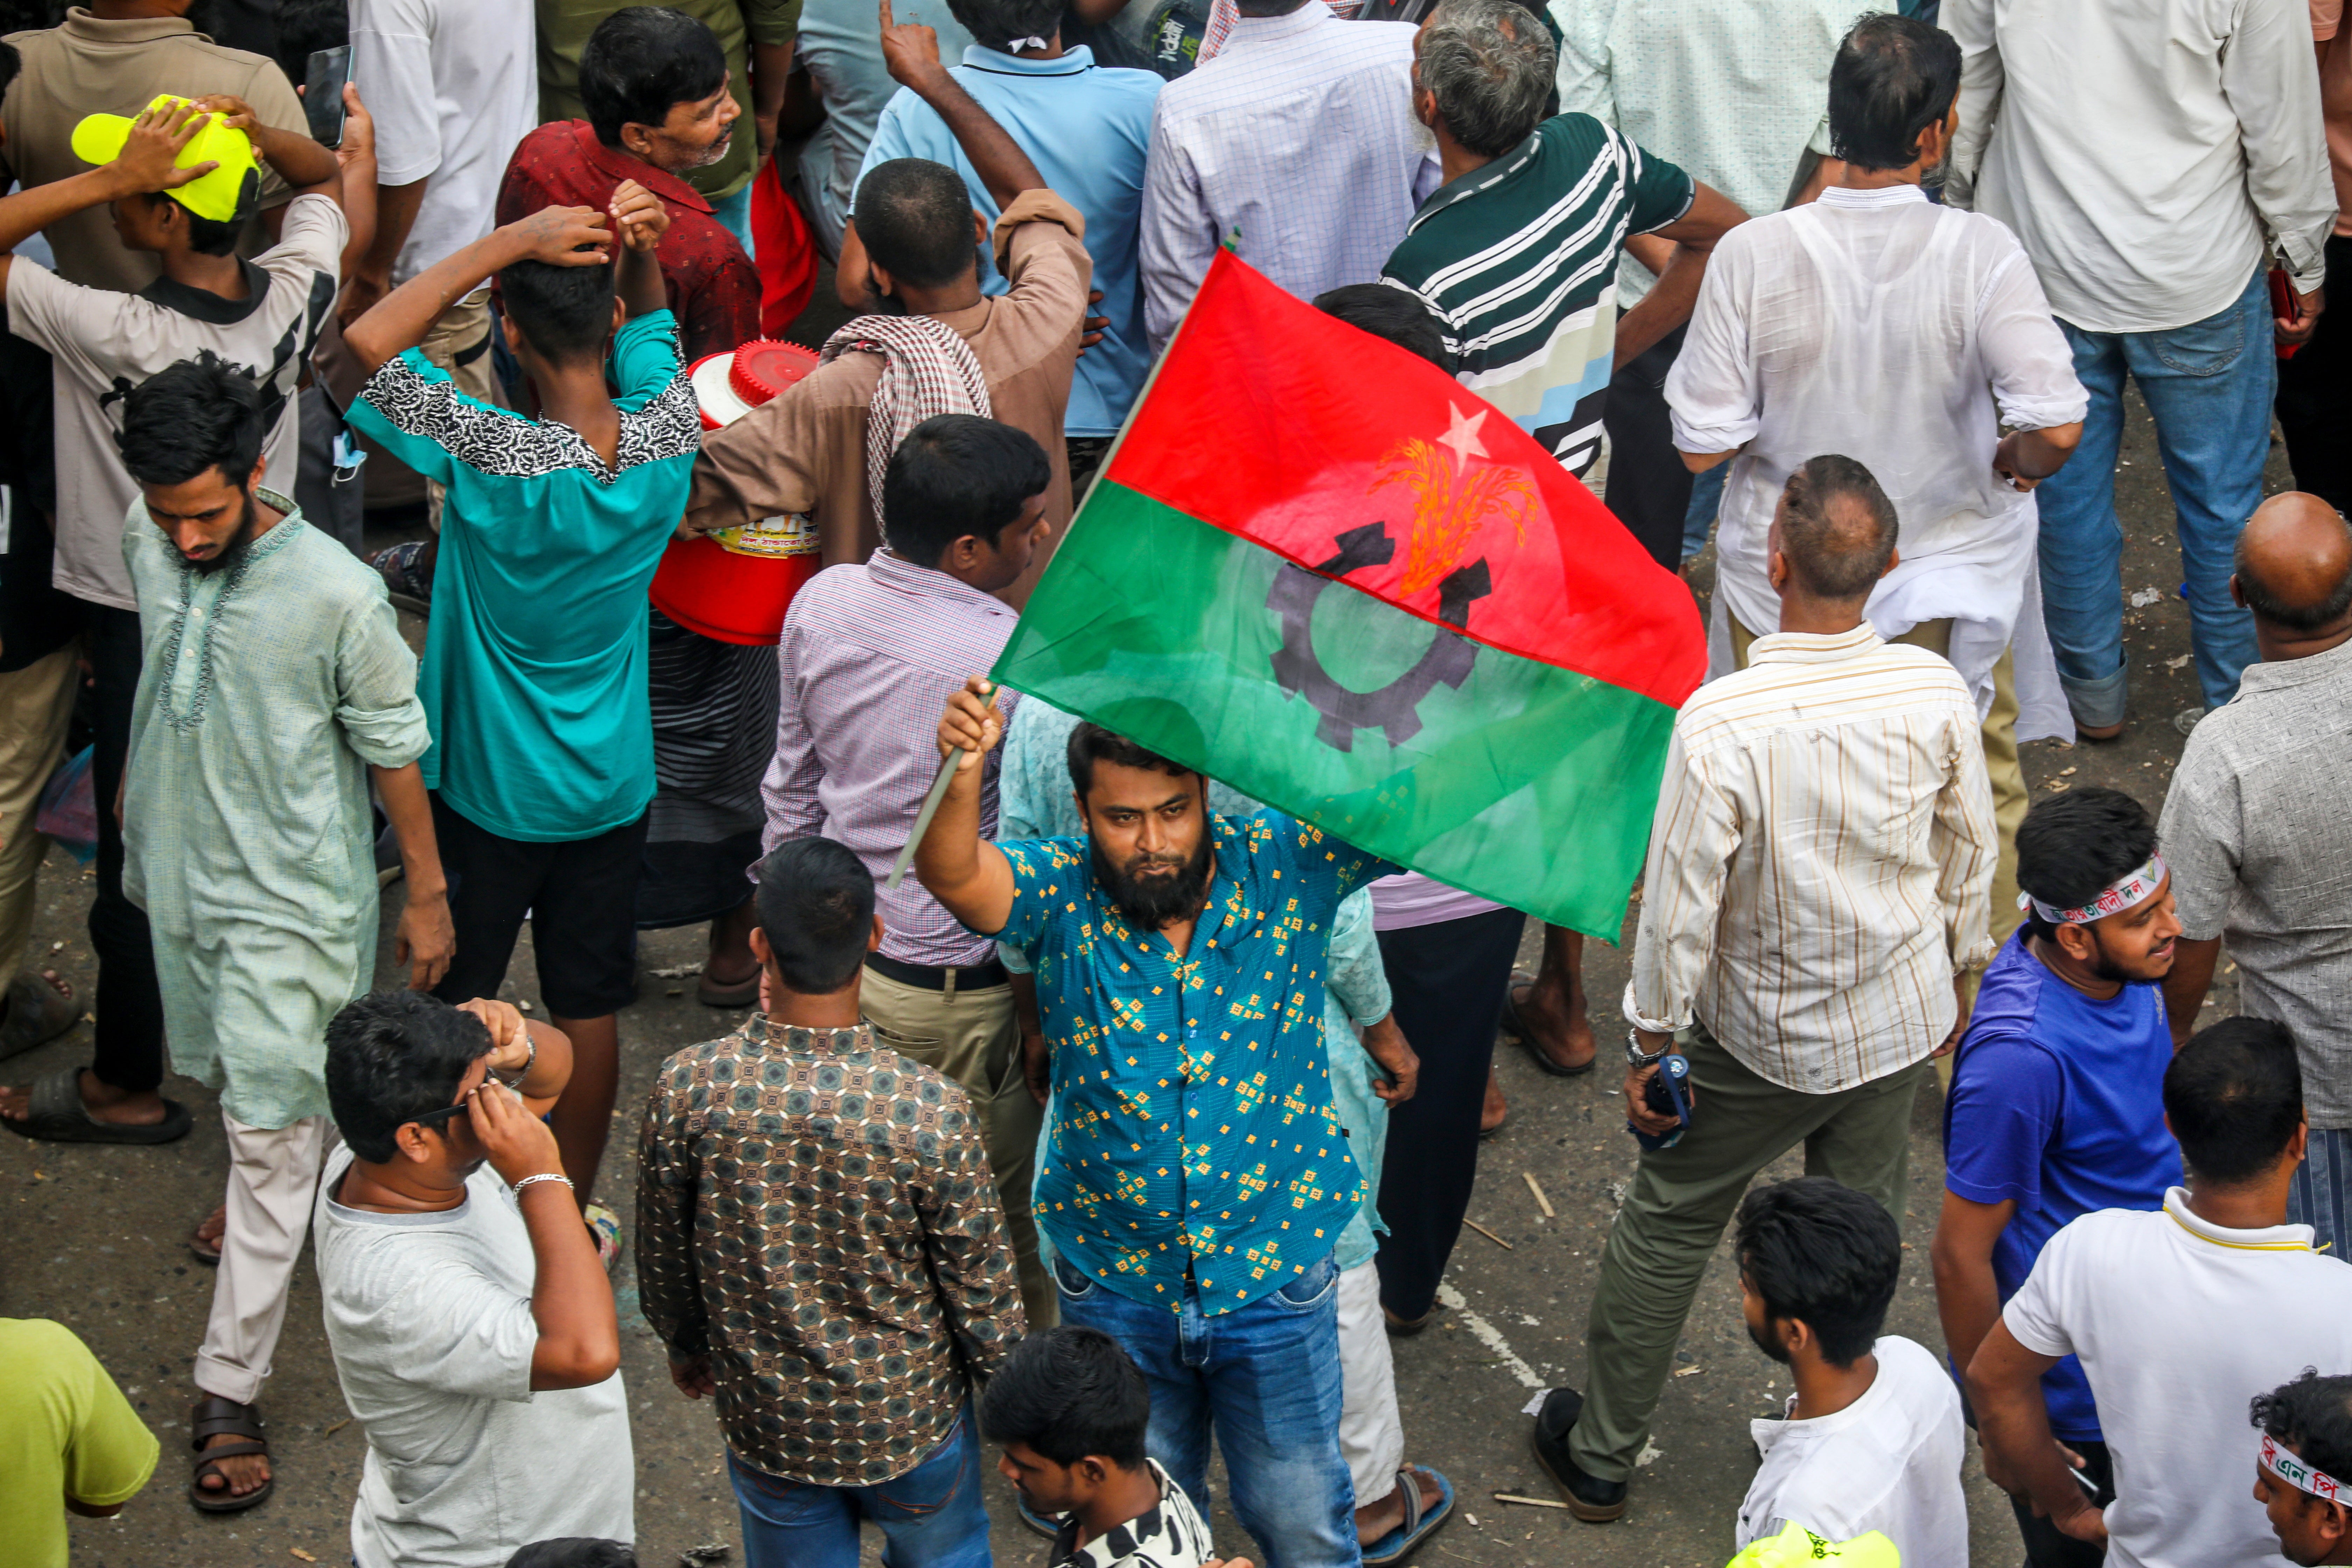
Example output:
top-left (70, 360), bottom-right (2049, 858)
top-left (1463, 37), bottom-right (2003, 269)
top-left (405, 1095), bottom-right (474, 1132)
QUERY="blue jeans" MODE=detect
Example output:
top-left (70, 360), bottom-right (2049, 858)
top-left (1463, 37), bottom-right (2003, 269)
top-left (1054, 1250), bottom-right (1359, 1568)
top-left (727, 1410), bottom-right (991, 1568)
top-left (2034, 269), bottom-right (2272, 725)
top-left (710, 182), bottom-right (756, 262)
top-left (1681, 462), bottom-right (1727, 561)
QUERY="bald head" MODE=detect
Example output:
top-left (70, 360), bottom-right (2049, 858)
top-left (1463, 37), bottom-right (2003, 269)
top-left (2234, 492), bottom-right (2352, 635)
top-left (1774, 454), bottom-right (1899, 600)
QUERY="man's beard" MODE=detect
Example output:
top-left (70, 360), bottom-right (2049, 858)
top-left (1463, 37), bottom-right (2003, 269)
top-left (1746, 1317), bottom-right (1793, 1366)
top-left (1092, 832), bottom-right (1213, 931)
top-left (188, 490), bottom-right (259, 576)
top-left (681, 125), bottom-right (732, 171)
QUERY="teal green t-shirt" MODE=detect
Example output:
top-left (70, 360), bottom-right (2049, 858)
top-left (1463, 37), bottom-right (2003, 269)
top-left (347, 311), bottom-right (700, 841)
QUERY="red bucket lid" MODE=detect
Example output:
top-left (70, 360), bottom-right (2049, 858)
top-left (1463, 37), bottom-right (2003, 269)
top-left (730, 339), bottom-right (820, 404)
top-left (651, 534), bottom-right (821, 647)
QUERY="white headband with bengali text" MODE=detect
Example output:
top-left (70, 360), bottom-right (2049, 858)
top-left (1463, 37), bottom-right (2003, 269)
top-left (2263, 1434), bottom-right (2350, 1506)
top-left (2017, 854), bottom-right (2168, 927)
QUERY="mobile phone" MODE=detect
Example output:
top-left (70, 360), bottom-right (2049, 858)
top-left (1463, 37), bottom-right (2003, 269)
top-left (2269, 266), bottom-right (2305, 361)
top-left (304, 45), bottom-right (351, 147)
top-left (1630, 1052), bottom-right (1693, 1151)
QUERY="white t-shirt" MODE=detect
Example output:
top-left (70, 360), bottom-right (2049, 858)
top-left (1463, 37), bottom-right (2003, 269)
top-left (1736, 1335), bottom-right (1969, 1567)
top-left (2004, 1189), bottom-right (2352, 1568)
top-left (312, 1147), bottom-right (634, 1568)
top-left (350, 0), bottom-right (537, 285)
top-left (5, 192), bottom-right (344, 611)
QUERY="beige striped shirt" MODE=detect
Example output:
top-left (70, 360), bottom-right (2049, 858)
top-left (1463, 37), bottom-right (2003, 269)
top-left (1624, 623), bottom-right (1998, 1092)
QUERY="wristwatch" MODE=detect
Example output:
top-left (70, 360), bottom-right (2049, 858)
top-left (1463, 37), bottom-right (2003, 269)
top-left (1625, 1029), bottom-right (1669, 1070)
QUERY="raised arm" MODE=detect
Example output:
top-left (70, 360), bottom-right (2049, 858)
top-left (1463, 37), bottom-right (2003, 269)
top-left (193, 92), bottom-right (341, 202)
top-left (878, 0), bottom-right (1046, 209)
top-left (333, 84), bottom-right (380, 276)
top-left (344, 205), bottom-right (613, 374)
top-left (913, 677), bottom-right (1018, 936)
top-left (0, 101), bottom-right (219, 288)
top-left (608, 179), bottom-right (671, 321)
top-left (463, 1074), bottom-right (620, 1391)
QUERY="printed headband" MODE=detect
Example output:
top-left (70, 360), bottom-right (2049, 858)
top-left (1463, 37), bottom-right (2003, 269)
top-left (2263, 1433), bottom-right (2351, 1506)
top-left (2017, 854), bottom-right (2167, 927)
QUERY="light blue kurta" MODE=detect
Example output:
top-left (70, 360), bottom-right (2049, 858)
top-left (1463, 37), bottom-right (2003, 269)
top-left (122, 496), bottom-right (430, 1128)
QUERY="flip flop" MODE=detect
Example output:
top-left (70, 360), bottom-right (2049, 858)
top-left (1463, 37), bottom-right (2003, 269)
top-left (0, 970), bottom-right (78, 1063)
top-left (1, 1065), bottom-right (191, 1144)
top-left (189, 1395), bottom-right (274, 1513)
top-left (1500, 976), bottom-right (1597, 1078)
top-left (1363, 1465), bottom-right (1455, 1564)
top-left (190, 1203), bottom-right (227, 1266)
top-left (696, 968), bottom-right (761, 1008)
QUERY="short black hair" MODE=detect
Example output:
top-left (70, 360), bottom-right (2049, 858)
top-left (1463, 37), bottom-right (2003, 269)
top-left (146, 188), bottom-right (248, 256)
top-left (1734, 1176), bottom-right (1901, 1368)
top-left (500, 255), bottom-right (617, 365)
top-left (2015, 787), bottom-right (2156, 941)
top-left (117, 350), bottom-right (268, 488)
top-left (979, 1326), bottom-right (1151, 1469)
top-left (505, 1543), bottom-right (639, 1568)
top-left (882, 415), bottom-right (1052, 568)
top-left (323, 991), bottom-right (491, 1164)
top-left (1777, 454), bottom-right (1899, 599)
top-left (1066, 722), bottom-right (1196, 802)
top-left (945, 0), bottom-right (1063, 53)
top-left (753, 838), bottom-right (875, 995)
top-left (579, 6), bottom-right (728, 148)
top-left (1314, 283), bottom-right (1453, 372)
top-left (854, 159), bottom-right (979, 290)
top-left (1827, 13), bottom-right (1962, 173)
top-left (271, 0), bottom-right (348, 85)
top-left (2165, 1017), bottom-right (2304, 1186)
top-left (2254, 1371), bottom-right (2352, 1496)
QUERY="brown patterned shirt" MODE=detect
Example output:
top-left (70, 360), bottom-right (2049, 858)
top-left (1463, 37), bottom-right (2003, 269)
top-left (634, 1018), bottom-right (1025, 1485)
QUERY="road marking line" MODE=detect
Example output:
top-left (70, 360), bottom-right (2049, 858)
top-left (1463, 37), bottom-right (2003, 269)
top-left (1437, 1283), bottom-right (1544, 1388)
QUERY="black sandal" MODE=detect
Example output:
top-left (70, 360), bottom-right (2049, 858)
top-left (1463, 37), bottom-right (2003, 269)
top-left (189, 1395), bottom-right (274, 1513)
top-left (1500, 976), bottom-right (1598, 1078)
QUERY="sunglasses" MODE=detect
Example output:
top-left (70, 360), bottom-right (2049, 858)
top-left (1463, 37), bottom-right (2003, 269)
top-left (405, 1096), bottom-right (473, 1132)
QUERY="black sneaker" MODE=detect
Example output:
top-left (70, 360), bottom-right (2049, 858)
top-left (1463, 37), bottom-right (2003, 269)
top-left (1529, 1387), bottom-right (1628, 1522)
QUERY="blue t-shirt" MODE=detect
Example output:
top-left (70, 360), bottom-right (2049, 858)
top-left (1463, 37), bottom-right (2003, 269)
top-left (346, 311), bottom-right (701, 841)
top-left (1942, 929), bottom-right (2181, 1441)
top-left (859, 45), bottom-right (1160, 436)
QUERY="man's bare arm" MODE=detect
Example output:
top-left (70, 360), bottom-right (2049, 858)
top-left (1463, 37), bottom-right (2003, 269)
top-left (342, 177), bottom-right (426, 328)
top-left (912, 677), bottom-right (1018, 934)
top-left (1968, 1321), bottom-right (2107, 1545)
top-left (1929, 1190), bottom-right (2016, 1395)
top-left (344, 207), bottom-right (611, 374)
top-left (2163, 936), bottom-right (2222, 1047)
top-left (1615, 182), bottom-right (1746, 367)
top-left (878, 0), bottom-right (1045, 208)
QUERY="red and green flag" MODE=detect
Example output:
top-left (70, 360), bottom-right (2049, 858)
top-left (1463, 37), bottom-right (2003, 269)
top-left (992, 252), bottom-right (1707, 937)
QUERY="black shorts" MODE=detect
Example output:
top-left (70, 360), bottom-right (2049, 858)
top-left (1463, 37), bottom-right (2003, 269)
top-left (428, 792), bottom-right (649, 1019)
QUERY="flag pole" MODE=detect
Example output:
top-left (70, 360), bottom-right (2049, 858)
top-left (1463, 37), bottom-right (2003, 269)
top-left (886, 679), bottom-right (995, 891)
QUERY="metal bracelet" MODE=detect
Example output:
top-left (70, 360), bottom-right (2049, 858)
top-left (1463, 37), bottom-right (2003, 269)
top-left (493, 1030), bottom-right (537, 1088)
top-left (1624, 1028), bottom-right (1670, 1069)
top-left (512, 1171), bottom-right (573, 1195)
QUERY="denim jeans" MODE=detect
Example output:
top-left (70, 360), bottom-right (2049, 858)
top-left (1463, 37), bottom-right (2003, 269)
top-left (2033, 268), bottom-right (2271, 725)
top-left (1681, 462), bottom-right (1727, 561)
top-left (727, 1410), bottom-right (991, 1568)
top-left (1054, 1250), bottom-right (1359, 1568)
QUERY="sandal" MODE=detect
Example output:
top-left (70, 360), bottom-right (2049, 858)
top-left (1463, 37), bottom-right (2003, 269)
top-left (1363, 1465), bottom-right (1454, 1564)
top-left (1384, 1303), bottom-right (1436, 1337)
top-left (0, 969), bottom-right (78, 1063)
top-left (190, 1202), bottom-right (227, 1266)
top-left (1500, 975), bottom-right (1597, 1078)
top-left (695, 967), bottom-right (761, 1009)
top-left (189, 1395), bottom-right (274, 1513)
top-left (1, 1064), bottom-right (191, 1144)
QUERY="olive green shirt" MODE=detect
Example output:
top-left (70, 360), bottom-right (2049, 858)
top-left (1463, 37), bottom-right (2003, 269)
top-left (534, 0), bottom-right (803, 202)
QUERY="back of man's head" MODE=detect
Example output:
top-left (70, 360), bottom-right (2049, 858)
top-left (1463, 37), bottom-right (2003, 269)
top-left (1827, 12), bottom-right (1962, 173)
top-left (1776, 454), bottom-right (1898, 600)
top-left (2235, 493), bottom-right (2352, 635)
top-left (117, 350), bottom-right (267, 489)
top-left (324, 991), bottom-right (491, 1164)
top-left (2165, 1017), bottom-right (2305, 1187)
top-left (1734, 1177), bottom-right (1900, 1367)
top-left (945, 0), bottom-right (1063, 54)
top-left (505, 1542), bottom-right (639, 1568)
top-left (1066, 722), bottom-right (1195, 804)
top-left (580, 6), bottom-right (727, 148)
top-left (883, 414), bottom-right (1052, 568)
top-left (1314, 283), bottom-right (1454, 373)
top-left (272, 0), bottom-right (348, 88)
top-left (980, 1325), bottom-right (1152, 1469)
top-left (1418, 0), bottom-right (1556, 158)
top-left (855, 159), bottom-right (980, 291)
top-left (499, 255), bottom-right (617, 367)
top-left (753, 838), bottom-right (876, 996)
top-left (2253, 1371), bottom-right (2352, 1500)
top-left (2013, 786), bottom-right (2156, 941)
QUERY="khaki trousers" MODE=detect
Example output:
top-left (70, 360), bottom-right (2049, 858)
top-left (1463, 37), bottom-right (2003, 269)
top-left (0, 643), bottom-right (79, 995)
top-left (860, 967), bottom-right (1054, 1329)
top-left (1570, 1023), bottom-right (1927, 1481)
top-left (195, 1110), bottom-right (336, 1405)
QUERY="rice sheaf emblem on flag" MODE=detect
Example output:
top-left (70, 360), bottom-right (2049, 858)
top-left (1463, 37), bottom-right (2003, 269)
top-left (991, 251), bottom-right (1707, 936)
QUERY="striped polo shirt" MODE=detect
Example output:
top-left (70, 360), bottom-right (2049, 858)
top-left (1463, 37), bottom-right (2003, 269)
top-left (1382, 114), bottom-right (1693, 479)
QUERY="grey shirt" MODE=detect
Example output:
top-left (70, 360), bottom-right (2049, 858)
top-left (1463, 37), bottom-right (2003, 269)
top-left (2160, 635), bottom-right (2352, 1128)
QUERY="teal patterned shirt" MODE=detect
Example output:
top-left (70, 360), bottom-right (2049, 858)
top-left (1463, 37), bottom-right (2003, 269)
top-left (986, 814), bottom-right (1397, 1314)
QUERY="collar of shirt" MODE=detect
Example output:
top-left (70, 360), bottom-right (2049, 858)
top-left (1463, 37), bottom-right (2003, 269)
top-left (566, 120), bottom-right (714, 215)
top-left (864, 546), bottom-right (1019, 620)
top-left (1744, 622), bottom-right (1886, 665)
top-left (1228, 0), bottom-right (1334, 48)
top-left (61, 9), bottom-right (193, 43)
top-left (960, 42), bottom-right (1098, 75)
top-left (1816, 183), bottom-right (1931, 211)
top-left (738, 1015), bottom-right (875, 1056)
top-left (2161, 1186), bottom-right (2316, 1252)
top-left (2236, 633), bottom-right (2352, 696)
top-left (1407, 126), bottom-right (1543, 229)
top-left (1049, 1460), bottom-right (1203, 1568)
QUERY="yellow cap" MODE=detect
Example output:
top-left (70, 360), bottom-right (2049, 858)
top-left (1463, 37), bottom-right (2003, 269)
top-left (1727, 1522), bottom-right (1902, 1568)
top-left (70, 95), bottom-right (260, 225)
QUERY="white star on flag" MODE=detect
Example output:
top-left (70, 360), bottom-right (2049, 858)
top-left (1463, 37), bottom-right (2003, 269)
top-left (1437, 404), bottom-right (1490, 468)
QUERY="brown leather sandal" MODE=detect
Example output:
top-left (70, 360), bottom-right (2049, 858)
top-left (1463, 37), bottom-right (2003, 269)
top-left (189, 1395), bottom-right (273, 1513)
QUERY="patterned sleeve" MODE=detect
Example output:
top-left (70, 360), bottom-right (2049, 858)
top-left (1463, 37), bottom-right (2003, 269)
top-left (343, 351), bottom-right (502, 485)
top-left (983, 838), bottom-right (1079, 952)
top-left (913, 1091), bottom-right (1027, 1378)
top-left (633, 1054), bottom-right (710, 1359)
top-left (1284, 817), bottom-right (1404, 911)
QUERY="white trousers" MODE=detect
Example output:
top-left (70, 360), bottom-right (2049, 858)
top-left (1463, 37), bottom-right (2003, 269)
top-left (194, 1109), bottom-right (335, 1405)
top-left (1337, 1259), bottom-right (1404, 1507)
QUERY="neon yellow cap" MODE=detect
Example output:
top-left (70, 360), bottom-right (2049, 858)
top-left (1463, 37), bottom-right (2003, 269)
top-left (1727, 1522), bottom-right (1902, 1568)
top-left (70, 95), bottom-right (260, 225)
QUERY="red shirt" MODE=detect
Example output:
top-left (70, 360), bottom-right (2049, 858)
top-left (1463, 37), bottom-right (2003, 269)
top-left (496, 120), bottom-right (761, 363)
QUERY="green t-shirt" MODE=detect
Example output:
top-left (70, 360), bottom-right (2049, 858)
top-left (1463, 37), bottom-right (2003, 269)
top-left (535, 0), bottom-right (804, 202)
top-left (0, 1319), bottom-right (159, 1568)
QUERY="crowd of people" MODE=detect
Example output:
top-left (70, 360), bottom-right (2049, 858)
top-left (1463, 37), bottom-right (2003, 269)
top-left (0, 0), bottom-right (2349, 1567)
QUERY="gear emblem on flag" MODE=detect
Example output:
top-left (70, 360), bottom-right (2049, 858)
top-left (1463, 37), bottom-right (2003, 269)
top-left (1268, 522), bottom-right (1491, 751)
